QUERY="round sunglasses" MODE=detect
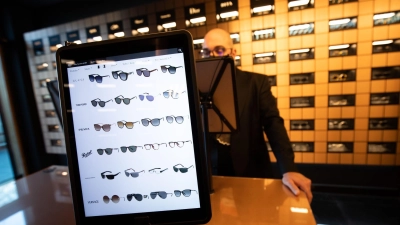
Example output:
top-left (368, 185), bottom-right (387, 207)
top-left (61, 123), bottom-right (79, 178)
top-left (103, 195), bottom-right (125, 203)
top-left (115, 95), bottom-right (136, 104)
top-left (166, 115), bottom-right (185, 124)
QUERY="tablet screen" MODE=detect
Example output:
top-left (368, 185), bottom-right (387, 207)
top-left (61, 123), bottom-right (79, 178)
top-left (65, 48), bottom-right (200, 217)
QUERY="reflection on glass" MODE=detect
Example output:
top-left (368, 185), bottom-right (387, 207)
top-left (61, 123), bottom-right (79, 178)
top-left (0, 181), bottom-right (19, 208)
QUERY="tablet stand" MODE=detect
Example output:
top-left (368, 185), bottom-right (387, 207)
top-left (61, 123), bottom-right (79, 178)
top-left (196, 57), bottom-right (240, 194)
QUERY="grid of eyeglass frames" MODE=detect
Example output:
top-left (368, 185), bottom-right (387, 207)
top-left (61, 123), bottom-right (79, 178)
top-left (88, 74), bottom-right (110, 83)
top-left (163, 90), bottom-right (186, 99)
top-left (91, 98), bottom-right (113, 107)
top-left (101, 171), bottom-right (120, 179)
top-left (160, 65), bottom-right (182, 74)
top-left (173, 164), bottom-right (194, 173)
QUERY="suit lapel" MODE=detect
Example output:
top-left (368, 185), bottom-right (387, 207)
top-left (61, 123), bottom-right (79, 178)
top-left (235, 68), bottom-right (251, 118)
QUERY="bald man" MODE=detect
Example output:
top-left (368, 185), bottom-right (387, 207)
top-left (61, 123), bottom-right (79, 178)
top-left (202, 28), bottom-right (313, 202)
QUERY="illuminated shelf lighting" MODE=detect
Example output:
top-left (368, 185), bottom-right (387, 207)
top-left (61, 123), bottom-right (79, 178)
top-left (290, 48), bottom-right (310, 54)
top-left (252, 5), bottom-right (272, 13)
top-left (253, 29), bottom-right (274, 35)
top-left (289, 24), bottom-right (311, 31)
top-left (190, 17), bottom-right (206, 24)
top-left (219, 11), bottom-right (239, 19)
top-left (372, 40), bottom-right (394, 45)
top-left (329, 44), bottom-right (350, 50)
top-left (329, 18), bottom-right (351, 25)
top-left (114, 32), bottom-right (125, 37)
top-left (137, 27), bottom-right (149, 33)
top-left (162, 22), bottom-right (177, 29)
top-left (288, 0), bottom-right (310, 8)
top-left (373, 12), bottom-right (395, 20)
top-left (255, 52), bottom-right (274, 57)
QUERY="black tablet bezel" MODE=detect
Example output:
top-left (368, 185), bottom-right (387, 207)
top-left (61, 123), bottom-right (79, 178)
top-left (56, 30), bottom-right (211, 225)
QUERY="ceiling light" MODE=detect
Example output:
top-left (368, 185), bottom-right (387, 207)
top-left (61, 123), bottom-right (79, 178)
top-left (290, 48), bottom-right (310, 54)
top-left (329, 44), bottom-right (350, 50)
top-left (372, 40), bottom-right (393, 45)
top-left (162, 22), bottom-right (177, 29)
top-left (373, 12), bottom-right (395, 20)
top-left (289, 24), bottom-right (311, 31)
top-left (290, 207), bottom-right (309, 214)
top-left (137, 27), bottom-right (149, 33)
top-left (190, 17), bottom-right (206, 24)
top-left (219, 11), bottom-right (239, 19)
top-left (329, 18), bottom-right (351, 25)
top-left (255, 52), bottom-right (274, 57)
top-left (114, 32), bottom-right (125, 37)
top-left (288, 0), bottom-right (310, 8)
top-left (252, 5), bottom-right (273, 13)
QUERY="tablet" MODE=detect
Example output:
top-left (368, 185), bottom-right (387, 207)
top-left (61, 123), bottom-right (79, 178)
top-left (56, 30), bottom-right (211, 225)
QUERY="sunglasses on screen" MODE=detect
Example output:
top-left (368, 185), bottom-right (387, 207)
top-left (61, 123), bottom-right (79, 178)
top-left (115, 95), bottom-right (137, 104)
top-left (112, 70), bottom-right (133, 81)
top-left (160, 65), bottom-right (182, 74)
top-left (88, 74), bottom-right (109, 83)
top-left (91, 98), bottom-right (113, 107)
top-left (94, 123), bottom-right (114, 132)
top-left (101, 171), bottom-right (120, 179)
top-left (136, 68), bottom-right (158, 77)
top-left (127, 193), bottom-right (148, 201)
top-left (103, 195), bottom-right (125, 203)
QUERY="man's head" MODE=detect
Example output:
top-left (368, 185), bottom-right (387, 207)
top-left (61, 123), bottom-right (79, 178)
top-left (202, 28), bottom-right (236, 58)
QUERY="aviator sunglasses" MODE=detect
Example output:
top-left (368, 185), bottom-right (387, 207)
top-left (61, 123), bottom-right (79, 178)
top-left (150, 191), bottom-right (172, 199)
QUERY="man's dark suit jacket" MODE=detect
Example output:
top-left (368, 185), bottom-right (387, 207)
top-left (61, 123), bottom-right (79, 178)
top-left (229, 68), bottom-right (298, 178)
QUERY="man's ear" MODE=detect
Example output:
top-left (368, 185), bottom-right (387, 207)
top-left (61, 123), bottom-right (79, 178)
top-left (230, 48), bottom-right (237, 58)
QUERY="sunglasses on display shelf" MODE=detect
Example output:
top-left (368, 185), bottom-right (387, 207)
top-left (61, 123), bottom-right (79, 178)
top-left (91, 98), bottom-right (113, 107)
top-left (160, 65), bottom-right (182, 74)
top-left (291, 123), bottom-right (310, 129)
top-left (332, 73), bottom-right (347, 81)
top-left (141, 118), bottom-right (163, 127)
top-left (163, 90), bottom-right (186, 99)
top-left (101, 171), bottom-right (120, 180)
top-left (138, 93), bottom-right (155, 101)
top-left (97, 148), bottom-right (119, 155)
top-left (136, 68), bottom-right (158, 77)
top-left (103, 195), bottom-right (125, 203)
top-left (174, 189), bottom-right (198, 197)
top-left (329, 99), bottom-right (348, 106)
top-left (328, 121), bottom-right (348, 129)
top-left (115, 95), bottom-right (137, 104)
top-left (88, 74), bottom-right (109, 83)
top-left (166, 115), bottom-right (187, 124)
top-left (173, 164), bottom-right (194, 173)
top-left (124, 168), bottom-right (145, 178)
top-left (127, 193), bottom-right (149, 201)
top-left (120, 145), bottom-right (143, 153)
top-left (144, 143), bottom-right (167, 150)
top-left (148, 168), bottom-right (168, 174)
top-left (112, 70), bottom-right (134, 81)
top-left (117, 120), bottom-right (140, 129)
top-left (168, 140), bottom-right (192, 148)
top-left (150, 191), bottom-right (172, 199)
top-left (94, 123), bottom-right (114, 132)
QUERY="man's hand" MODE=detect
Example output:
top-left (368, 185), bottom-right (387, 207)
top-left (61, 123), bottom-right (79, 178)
top-left (282, 172), bottom-right (313, 203)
